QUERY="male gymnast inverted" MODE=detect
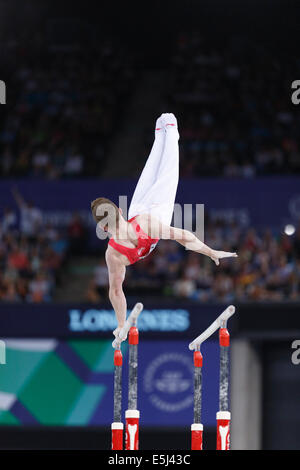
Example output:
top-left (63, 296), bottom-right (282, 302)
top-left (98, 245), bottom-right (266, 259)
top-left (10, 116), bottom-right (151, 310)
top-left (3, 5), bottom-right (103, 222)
top-left (91, 113), bottom-right (237, 342)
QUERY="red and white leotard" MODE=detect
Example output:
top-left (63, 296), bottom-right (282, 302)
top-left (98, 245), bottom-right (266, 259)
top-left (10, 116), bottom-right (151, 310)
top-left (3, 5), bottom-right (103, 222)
top-left (108, 216), bottom-right (159, 265)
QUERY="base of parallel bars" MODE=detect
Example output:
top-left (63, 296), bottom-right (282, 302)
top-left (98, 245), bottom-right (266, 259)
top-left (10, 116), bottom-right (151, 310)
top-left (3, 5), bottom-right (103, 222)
top-left (111, 422), bottom-right (124, 450)
top-left (216, 411), bottom-right (231, 450)
top-left (125, 410), bottom-right (140, 450)
top-left (191, 423), bottom-right (203, 450)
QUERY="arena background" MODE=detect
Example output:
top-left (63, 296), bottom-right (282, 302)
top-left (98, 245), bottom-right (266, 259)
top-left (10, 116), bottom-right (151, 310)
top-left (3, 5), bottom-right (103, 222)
top-left (0, 0), bottom-right (300, 450)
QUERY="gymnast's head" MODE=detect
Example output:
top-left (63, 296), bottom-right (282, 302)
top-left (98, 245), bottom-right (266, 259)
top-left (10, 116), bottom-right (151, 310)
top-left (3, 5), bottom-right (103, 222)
top-left (91, 197), bottom-right (124, 235)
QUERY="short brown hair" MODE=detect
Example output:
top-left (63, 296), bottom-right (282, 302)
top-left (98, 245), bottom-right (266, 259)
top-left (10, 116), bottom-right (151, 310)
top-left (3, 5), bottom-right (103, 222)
top-left (90, 197), bottom-right (120, 225)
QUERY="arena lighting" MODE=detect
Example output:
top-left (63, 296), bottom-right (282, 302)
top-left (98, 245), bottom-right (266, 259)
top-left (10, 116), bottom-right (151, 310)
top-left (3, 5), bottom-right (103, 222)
top-left (284, 224), bottom-right (296, 236)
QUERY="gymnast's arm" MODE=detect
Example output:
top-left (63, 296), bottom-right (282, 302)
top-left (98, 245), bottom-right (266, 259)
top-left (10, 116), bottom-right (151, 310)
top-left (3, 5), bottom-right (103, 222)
top-left (142, 214), bottom-right (238, 266)
top-left (105, 247), bottom-right (127, 329)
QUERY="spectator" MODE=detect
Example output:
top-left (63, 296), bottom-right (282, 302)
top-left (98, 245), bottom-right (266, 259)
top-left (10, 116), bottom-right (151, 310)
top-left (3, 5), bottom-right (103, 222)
top-left (64, 148), bottom-right (84, 177)
top-left (2, 207), bottom-right (17, 234)
top-left (93, 259), bottom-right (109, 298)
top-left (173, 273), bottom-right (197, 299)
top-left (28, 271), bottom-right (52, 303)
top-left (86, 279), bottom-right (102, 303)
top-left (68, 213), bottom-right (87, 255)
top-left (12, 187), bottom-right (43, 238)
top-left (0, 223), bottom-right (68, 303)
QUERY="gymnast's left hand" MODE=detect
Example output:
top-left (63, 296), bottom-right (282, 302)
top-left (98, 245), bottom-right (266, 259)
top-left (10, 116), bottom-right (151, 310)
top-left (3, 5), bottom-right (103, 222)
top-left (113, 327), bottom-right (127, 343)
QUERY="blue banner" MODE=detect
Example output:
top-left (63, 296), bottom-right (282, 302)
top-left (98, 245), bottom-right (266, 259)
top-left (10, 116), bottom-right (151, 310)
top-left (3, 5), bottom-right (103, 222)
top-left (1, 177), bottom-right (300, 232)
top-left (0, 302), bottom-right (232, 339)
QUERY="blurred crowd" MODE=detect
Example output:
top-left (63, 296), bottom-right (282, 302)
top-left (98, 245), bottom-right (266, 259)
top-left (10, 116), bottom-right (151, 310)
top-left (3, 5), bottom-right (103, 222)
top-left (2, 193), bottom-right (300, 303)
top-left (1, 29), bottom-right (300, 304)
top-left (0, 190), bottom-right (87, 302)
top-left (163, 33), bottom-right (300, 178)
top-left (87, 220), bottom-right (300, 303)
top-left (1, 30), bottom-right (300, 180)
top-left (0, 33), bottom-right (136, 179)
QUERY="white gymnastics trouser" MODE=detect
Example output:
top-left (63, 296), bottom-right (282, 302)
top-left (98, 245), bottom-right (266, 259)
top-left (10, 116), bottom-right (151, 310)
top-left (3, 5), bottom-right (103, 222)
top-left (128, 127), bottom-right (179, 226)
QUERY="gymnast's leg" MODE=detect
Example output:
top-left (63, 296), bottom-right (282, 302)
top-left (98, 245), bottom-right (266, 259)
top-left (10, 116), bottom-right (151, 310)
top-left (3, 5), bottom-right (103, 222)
top-left (141, 113), bottom-right (179, 226)
top-left (128, 116), bottom-right (166, 219)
